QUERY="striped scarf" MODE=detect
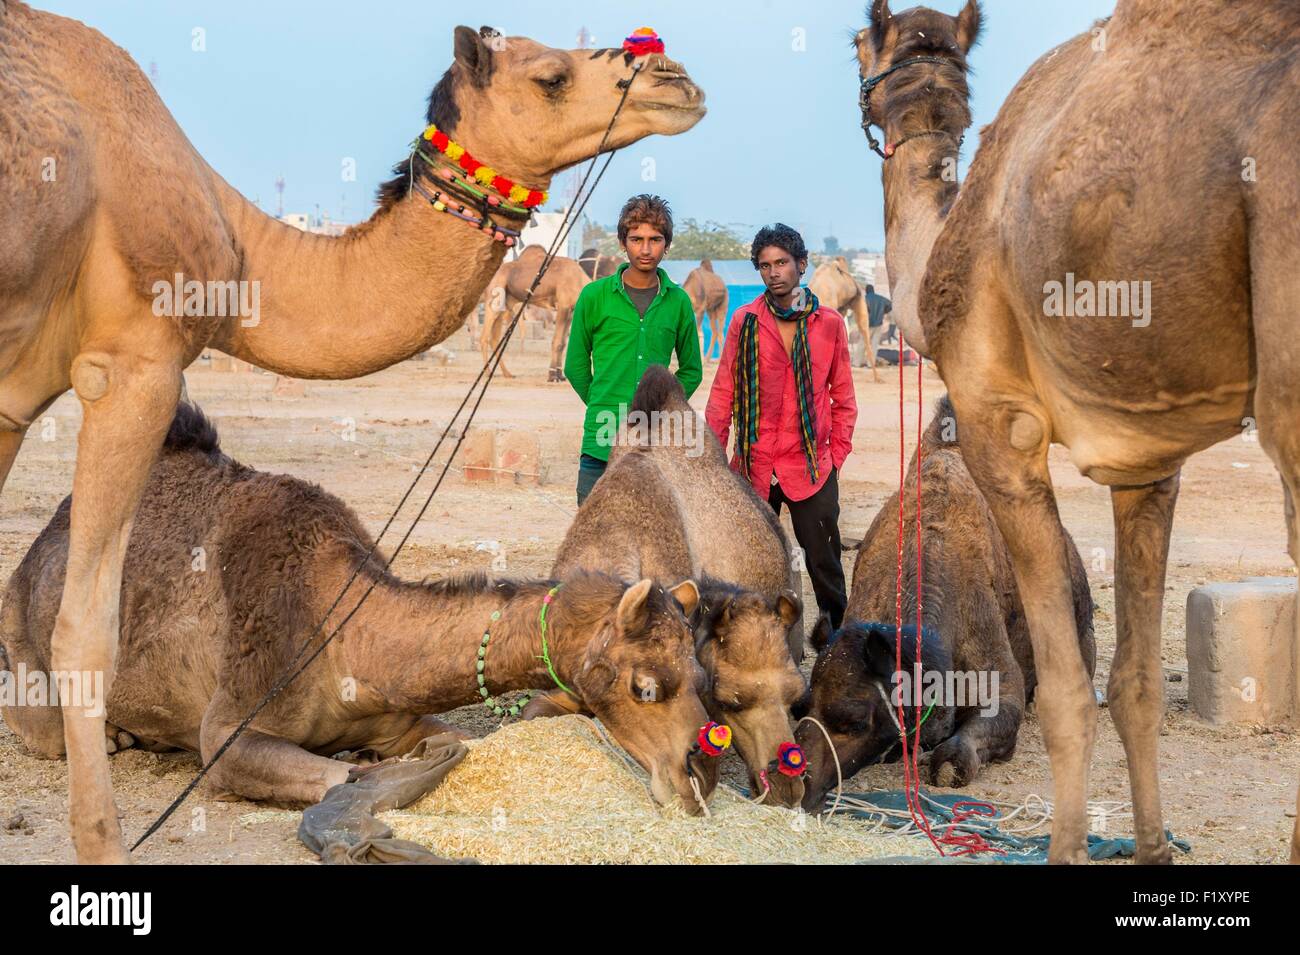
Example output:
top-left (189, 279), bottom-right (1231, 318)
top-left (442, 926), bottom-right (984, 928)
top-left (732, 288), bottom-right (820, 483)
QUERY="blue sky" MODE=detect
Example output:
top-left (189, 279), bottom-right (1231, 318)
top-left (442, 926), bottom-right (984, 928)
top-left (35, 0), bottom-right (1113, 248)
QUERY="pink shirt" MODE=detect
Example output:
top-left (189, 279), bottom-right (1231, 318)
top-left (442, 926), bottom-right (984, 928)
top-left (706, 294), bottom-right (858, 502)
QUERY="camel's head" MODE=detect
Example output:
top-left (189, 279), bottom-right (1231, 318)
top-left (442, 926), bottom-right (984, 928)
top-left (693, 582), bottom-right (808, 809)
top-left (559, 574), bottom-right (720, 814)
top-left (427, 26), bottom-right (705, 187)
top-left (794, 615), bottom-right (951, 813)
top-left (855, 1), bottom-right (981, 143)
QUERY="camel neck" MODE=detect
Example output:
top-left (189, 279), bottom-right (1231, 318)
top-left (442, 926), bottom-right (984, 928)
top-left (879, 132), bottom-right (963, 358)
top-left (206, 169), bottom-right (550, 379)
top-left (340, 578), bottom-right (588, 714)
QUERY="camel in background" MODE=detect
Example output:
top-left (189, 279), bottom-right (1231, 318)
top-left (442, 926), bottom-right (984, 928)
top-left (858, 0), bottom-right (1300, 862)
top-left (578, 247), bottom-right (620, 281)
top-left (478, 245), bottom-right (591, 381)
top-left (809, 257), bottom-right (880, 382)
top-left (681, 260), bottom-right (728, 362)
top-left (0, 0), bottom-right (705, 862)
top-left (0, 404), bottom-right (718, 812)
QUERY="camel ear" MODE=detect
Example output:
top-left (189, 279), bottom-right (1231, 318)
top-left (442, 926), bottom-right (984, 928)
top-left (453, 25), bottom-right (494, 87)
top-left (616, 578), bottom-right (654, 634)
top-left (869, 0), bottom-right (896, 53)
top-left (669, 579), bottom-right (700, 617)
top-left (777, 589), bottom-right (803, 629)
top-left (956, 0), bottom-right (983, 53)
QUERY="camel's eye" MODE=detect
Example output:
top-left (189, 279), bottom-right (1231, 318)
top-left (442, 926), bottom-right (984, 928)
top-left (632, 669), bottom-right (662, 704)
top-left (534, 73), bottom-right (568, 94)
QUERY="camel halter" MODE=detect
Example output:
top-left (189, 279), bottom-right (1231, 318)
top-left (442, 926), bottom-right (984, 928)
top-left (858, 55), bottom-right (965, 160)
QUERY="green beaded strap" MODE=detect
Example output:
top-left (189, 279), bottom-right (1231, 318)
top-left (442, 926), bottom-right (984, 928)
top-left (537, 585), bottom-right (575, 697)
top-left (478, 610), bottom-right (532, 718)
top-left (477, 583), bottom-right (575, 718)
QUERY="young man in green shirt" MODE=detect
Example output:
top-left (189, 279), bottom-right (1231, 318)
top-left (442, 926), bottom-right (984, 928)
top-left (565, 194), bottom-right (703, 504)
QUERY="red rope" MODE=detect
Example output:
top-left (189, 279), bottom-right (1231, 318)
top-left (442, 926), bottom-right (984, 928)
top-left (895, 337), bottom-right (1001, 858)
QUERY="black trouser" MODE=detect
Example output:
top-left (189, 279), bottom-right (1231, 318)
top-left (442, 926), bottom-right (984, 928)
top-left (769, 468), bottom-right (848, 630)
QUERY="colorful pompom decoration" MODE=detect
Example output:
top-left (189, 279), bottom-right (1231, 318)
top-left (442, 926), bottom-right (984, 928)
top-left (421, 123), bottom-right (547, 209)
top-left (697, 721), bottom-right (732, 757)
top-left (622, 27), bottom-right (665, 57)
top-left (776, 741), bottom-right (806, 777)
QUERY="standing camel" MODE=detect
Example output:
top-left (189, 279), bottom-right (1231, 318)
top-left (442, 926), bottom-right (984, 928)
top-left (578, 247), bottom-right (620, 281)
top-left (681, 259), bottom-right (728, 361)
top-left (858, 0), bottom-right (1300, 863)
top-left (808, 256), bottom-right (880, 382)
top-left (478, 245), bottom-right (591, 381)
top-left (0, 1), bottom-right (705, 863)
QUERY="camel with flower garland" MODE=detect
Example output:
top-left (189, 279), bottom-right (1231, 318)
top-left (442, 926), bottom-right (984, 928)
top-left (856, 0), bottom-right (1300, 862)
top-left (0, 0), bottom-right (703, 863)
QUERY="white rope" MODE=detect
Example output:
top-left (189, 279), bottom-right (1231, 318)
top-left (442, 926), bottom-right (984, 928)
top-left (797, 715), bottom-right (843, 817)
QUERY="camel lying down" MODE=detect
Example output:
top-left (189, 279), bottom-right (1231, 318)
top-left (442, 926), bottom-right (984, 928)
top-left (527, 365), bottom-right (809, 807)
top-left (0, 404), bottom-right (721, 812)
top-left (796, 396), bottom-right (1095, 810)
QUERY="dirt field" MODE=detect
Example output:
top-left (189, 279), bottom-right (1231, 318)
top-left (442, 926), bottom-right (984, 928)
top-left (1, 327), bottom-right (1296, 864)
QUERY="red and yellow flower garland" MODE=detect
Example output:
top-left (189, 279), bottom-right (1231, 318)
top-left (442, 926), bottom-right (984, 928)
top-left (421, 123), bottom-right (548, 209)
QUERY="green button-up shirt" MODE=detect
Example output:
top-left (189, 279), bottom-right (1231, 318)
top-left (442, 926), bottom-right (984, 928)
top-left (565, 263), bottom-right (704, 461)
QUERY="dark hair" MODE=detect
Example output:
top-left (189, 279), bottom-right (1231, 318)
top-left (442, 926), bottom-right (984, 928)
top-left (750, 223), bottom-right (808, 270)
top-left (617, 194), bottom-right (673, 246)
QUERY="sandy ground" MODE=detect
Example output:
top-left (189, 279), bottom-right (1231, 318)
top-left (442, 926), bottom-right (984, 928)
top-left (0, 327), bottom-right (1296, 864)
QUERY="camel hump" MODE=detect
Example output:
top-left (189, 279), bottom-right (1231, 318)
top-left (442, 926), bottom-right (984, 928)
top-left (631, 364), bottom-right (687, 416)
top-left (163, 401), bottom-right (221, 456)
top-left (923, 394), bottom-right (958, 448)
top-left (700, 258), bottom-right (714, 272)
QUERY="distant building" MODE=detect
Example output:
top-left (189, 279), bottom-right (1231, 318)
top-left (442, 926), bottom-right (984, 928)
top-left (518, 209), bottom-right (584, 260)
top-left (850, 253), bottom-right (888, 294)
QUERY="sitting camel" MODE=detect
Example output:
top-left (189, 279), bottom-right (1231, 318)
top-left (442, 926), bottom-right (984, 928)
top-left (796, 396), bottom-right (1095, 809)
top-left (808, 257), bottom-right (880, 382)
top-left (681, 259), bottom-right (728, 362)
top-left (527, 366), bottom-right (808, 806)
top-left (0, 404), bottom-right (720, 812)
top-left (479, 245), bottom-right (591, 381)
top-left (858, 0), bottom-right (1300, 861)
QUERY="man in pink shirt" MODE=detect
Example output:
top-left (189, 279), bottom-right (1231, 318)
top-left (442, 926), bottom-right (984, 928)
top-left (706, 224), bottom-right (858, 629)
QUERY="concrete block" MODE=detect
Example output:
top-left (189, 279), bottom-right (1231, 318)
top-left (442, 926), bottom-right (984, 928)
top-left (495, 431), bottom-right (542, 486)
top-left (461, 429), bottom-right (496, 483)
top-left (1186, 577), bottom-right (1297, 725)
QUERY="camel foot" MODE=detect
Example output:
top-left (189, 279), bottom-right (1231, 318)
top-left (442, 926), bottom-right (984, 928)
top-left (105, 724), bottom-right (136, 754)
top-left (928, 735), bottom-right (979, 788)
top-left (1133, 841), bottom-right (1174, 865)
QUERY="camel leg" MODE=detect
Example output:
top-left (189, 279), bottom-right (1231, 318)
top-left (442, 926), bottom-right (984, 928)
top-left (1108, 474), bottom-right (1180, 864)
top-left (929, 597), bottom-right (1027, 787)
top-left (201, 720), bottom-right (351, 805)
top-left (0, 428), bottom-right (26, 495)
top-left (548, 307), bottom-right (571, 382)
top-left (52, 348), bottom-right (181, 863)
top-left (521, 688), bottom-right (588, 719)
top-left (479, 297), bottom-right (513, 379)
top-left (948, 391), bottom-right (1096, 863)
